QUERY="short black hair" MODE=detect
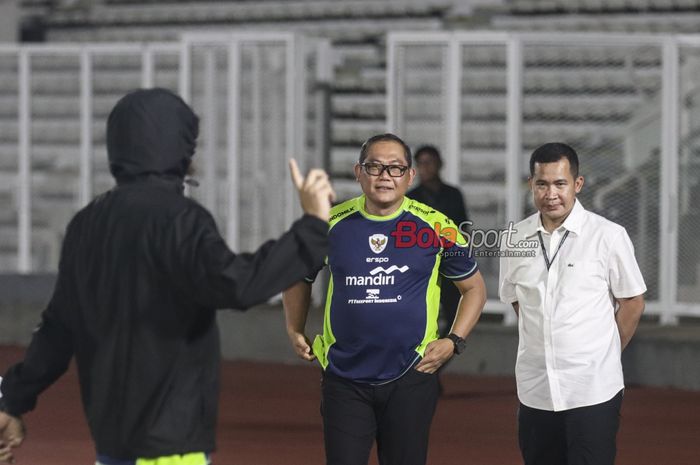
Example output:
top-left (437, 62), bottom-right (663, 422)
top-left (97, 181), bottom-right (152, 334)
top-left (359, 133), bottom-right (412, 167)
top-left (414, 145), bottom-right (442, 167)
top-left (529, 142), bottom-right (579, 178)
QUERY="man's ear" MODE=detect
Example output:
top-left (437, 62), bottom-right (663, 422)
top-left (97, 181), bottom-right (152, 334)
top-left (354, 163), bottom-right (362, 182)
top-left (408, 167), bottom-right (416, 186)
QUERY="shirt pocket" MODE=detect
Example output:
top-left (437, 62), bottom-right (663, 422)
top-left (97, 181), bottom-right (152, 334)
top-left (559, 260), bottom-right (606, 295)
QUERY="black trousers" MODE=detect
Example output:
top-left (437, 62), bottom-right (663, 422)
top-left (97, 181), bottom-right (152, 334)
top-left (518, 390), bottom-right (624, 465)
top-left (321, 369), bottom-right (439, 465)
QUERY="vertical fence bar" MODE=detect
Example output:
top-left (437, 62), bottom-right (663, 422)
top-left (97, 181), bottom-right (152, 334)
top-left (660, 38), bottom-right (680, 325)
top-left (386, 35), bottom-right (397, 133)
top-left (17, 49), bottom-right (31, 273)
top-left (295, 36), bottom-right (308, 224)
top-left (179, 39), bottom-right (191, 103)
top-left (141, 43), bottom-right (154, 88)
top-left (315, 40), bottom-right (332, 171)
top-left (79, 48), bottom-right (93, 207)
top-left (226, 39), bottom-right (241, 250)
top-left (203, 48), bottom-right (218, 213)
top-left (251, 45), bottom-right (262, 242)
top-left (179, 40), bottom-right (193, 197)
top-left (444, 36), bottom-right (461, 185)
top-left (295, 36), bottom-right (307, 171)
top-left (505, 36), bottom-right (524, 225)
top-left (503, 35), bottom-right (524, 325)
top-left (285, 36), bottom-right (297, 227)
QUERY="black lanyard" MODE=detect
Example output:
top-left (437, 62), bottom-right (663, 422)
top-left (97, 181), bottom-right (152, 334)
top-left (538, 230), bottom-right (570, 271)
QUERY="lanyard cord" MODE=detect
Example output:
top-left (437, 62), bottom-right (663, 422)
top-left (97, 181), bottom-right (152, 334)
top-left (538, 230), bottom-right (570, 271)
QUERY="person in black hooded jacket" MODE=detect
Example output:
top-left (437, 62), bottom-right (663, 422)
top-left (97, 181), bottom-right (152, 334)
top-left (0, 88), bottom-right (334, 465)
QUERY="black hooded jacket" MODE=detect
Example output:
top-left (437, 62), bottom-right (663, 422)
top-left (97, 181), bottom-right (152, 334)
top-left (0, 88), bottom-right (328, 459)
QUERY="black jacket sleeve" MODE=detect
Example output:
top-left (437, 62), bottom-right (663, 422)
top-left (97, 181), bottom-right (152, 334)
top-left (1, 233), bottom-right (76, 417)
top-left (171, 205), bottom-right (329, 310)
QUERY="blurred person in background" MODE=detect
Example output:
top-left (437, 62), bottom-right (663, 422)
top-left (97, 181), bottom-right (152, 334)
top-left (0, 88), bottom-right (334, 465)
top-left (499, 142), bottom-right (646, 465)
top-left (407, 145), bottom-right (470, 337)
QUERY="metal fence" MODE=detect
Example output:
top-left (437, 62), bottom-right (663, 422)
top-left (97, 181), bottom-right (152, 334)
top-left (387, 31), bottom-right (700, 324)
top-left (0, 33), bottom-right (331, 272)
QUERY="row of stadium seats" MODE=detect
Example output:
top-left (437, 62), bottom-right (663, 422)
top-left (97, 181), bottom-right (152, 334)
top-left (392, 45), bottom-right (660, 69)
top-left (508, 0), bottom-right (700, 15)
top-left (45, 0), bottom-right (452, 27)
top-left (0, 43), bottom-right (662, 74)
top-left (333, 93), bottom-right (646, 121)
top-left (357, 66), bottom-right (660, 94)
top-left (0, 99), bottom-right (638, 154)
top-left (331, 118), bottom-right (627, 151)
top-left (493, 11), bottom-right (700, 33)
top-left (45, 18), bottom-right (445, 43)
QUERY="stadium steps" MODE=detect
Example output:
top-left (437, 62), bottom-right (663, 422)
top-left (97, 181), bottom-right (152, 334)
top-left (507, 0), bottom-right (700, 15)
top-left (45, 17), bottom-right (445, 43)
top-left (5, 0), bottom-right (681, 272)
top-left (45, 1), bottom-right (453, 27)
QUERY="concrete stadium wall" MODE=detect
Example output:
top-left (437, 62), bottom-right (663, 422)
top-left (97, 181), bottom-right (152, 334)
top-left (0, 0), bottom-right (18, 42)
top-left (1, 274), bottom-right (699, 390)
top-left (0, 274), bottom-right (55, 344)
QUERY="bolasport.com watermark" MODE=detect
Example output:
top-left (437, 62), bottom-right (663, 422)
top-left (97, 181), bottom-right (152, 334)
top-left (389, 220), bottom-right (538, 258)
top-left (461, 221), bottom-right (538, 258)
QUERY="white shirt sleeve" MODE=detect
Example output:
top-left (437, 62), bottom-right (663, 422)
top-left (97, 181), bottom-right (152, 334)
top-left (608, 229), bottom-right (647, 298)
top-left (0, 375), bottom-right (3, 398)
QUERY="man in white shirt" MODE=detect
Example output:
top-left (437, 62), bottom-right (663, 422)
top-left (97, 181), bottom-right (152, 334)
top-left (499, 142), bottom-right (646, 465)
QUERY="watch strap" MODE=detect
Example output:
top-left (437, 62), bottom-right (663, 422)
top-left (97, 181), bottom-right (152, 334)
top-left (446, 333), bottom-right (466, 354)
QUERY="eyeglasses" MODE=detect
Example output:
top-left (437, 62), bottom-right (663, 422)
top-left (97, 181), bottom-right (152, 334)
top-left (360, 162), bottom-right (409, 178)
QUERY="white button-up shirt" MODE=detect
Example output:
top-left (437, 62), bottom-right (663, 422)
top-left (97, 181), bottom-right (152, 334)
top-left (499, 199), bottom-right (646, 411)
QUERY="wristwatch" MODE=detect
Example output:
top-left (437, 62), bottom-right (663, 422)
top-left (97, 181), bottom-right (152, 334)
top-left (446, 333), bottom-right (466, 355)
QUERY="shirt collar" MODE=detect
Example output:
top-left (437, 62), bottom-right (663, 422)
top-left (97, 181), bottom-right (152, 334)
top-left (561, 198), bottom-right (585, 235)
top-left (524, 198), bottom-right (586, 238)
top-left (357, 194), bottom-right (409, 221)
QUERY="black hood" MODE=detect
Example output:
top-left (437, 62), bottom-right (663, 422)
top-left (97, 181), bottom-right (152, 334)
top-left (107, 88), bottom-right (199, 183)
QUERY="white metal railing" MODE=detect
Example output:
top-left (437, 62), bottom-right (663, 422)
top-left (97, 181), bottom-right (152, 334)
top-left (387, 31), bottom-right (700, 324)
top-left (0, 42), bottom-right (180, 273)
top-left (180, 32), bottom-right (330, 250)
top-left (0, 34), bottom-right (330, 273)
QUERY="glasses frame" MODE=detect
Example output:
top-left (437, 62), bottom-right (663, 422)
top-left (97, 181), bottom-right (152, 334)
top-left (360, 162), bottom-right (409, 178)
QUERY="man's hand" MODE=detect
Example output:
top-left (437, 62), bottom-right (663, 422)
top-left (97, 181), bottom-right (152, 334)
top-left (414, 338), bottom-right (455, 374)
top-left (616, 294), bottom-right (645, 351)
top-left (287, 331), bottom-right (316, 362)
top-left (283, 281), bottom-right (315, 362)
top-left (0, 412), bottom-right (25, 464)
top-left (289, 159), bottom-right (336, 222)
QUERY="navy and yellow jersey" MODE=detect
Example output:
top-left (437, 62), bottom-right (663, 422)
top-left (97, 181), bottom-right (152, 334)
top-left (309, 194), bottom-right (478, 384)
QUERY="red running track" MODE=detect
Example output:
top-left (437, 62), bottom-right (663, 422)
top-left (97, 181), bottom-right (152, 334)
top-left (1, 345), bottom-right (699, 464)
